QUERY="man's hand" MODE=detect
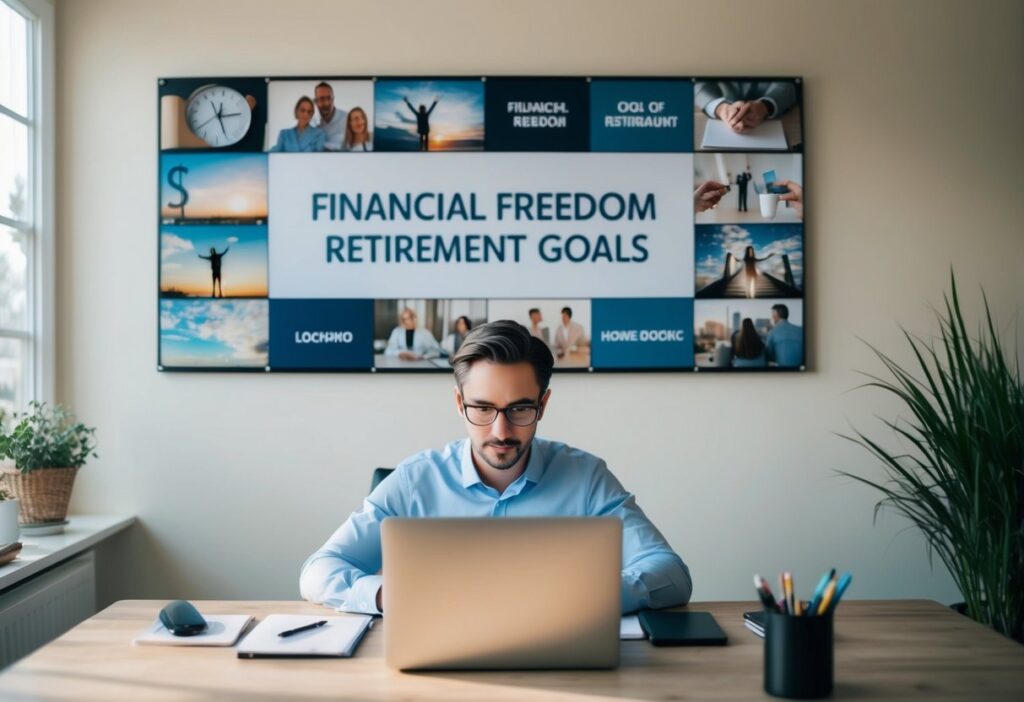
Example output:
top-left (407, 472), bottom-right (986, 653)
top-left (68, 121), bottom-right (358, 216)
top-left (726, 100), bottom-right (769, 132)
top-left (694, 180), bottom-right (729, 212)
top-left (714, 101), bottom-right (739, 124)
top-left (398, 351), bottom-right (421, 361)
top-left (776, 180), bottom-right (803, 217)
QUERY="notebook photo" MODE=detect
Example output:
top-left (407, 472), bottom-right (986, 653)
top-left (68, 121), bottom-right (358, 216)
top-left (701, 118), bottom-right (788, 151)
top-left (237, 614), bottom-right (373, 659)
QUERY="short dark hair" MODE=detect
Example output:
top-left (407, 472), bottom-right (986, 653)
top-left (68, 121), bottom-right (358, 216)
top-left (561, 306), bottom-right (572, 318)
top-left (450, 320), bottom-right (554, 394)
top-left (314, 81), bottom-right (333, 95)
top-left (771, 304), bottom-right (789, 320)
top-left (528, 308), bottom-right (540, 316)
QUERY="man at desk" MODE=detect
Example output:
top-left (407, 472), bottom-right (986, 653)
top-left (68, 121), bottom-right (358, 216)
top-left (300, 321), bottom-right (692, 614)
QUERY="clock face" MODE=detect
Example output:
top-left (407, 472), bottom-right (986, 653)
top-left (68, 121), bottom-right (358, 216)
top-left (185, 85), bottom-right (253, 147)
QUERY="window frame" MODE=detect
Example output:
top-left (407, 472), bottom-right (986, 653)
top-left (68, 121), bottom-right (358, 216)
top-left (0, 0), bottom-right (54, 410)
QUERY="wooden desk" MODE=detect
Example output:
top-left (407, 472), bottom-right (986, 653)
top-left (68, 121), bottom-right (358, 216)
top-left (1, 600), bottom-right (1021, 700)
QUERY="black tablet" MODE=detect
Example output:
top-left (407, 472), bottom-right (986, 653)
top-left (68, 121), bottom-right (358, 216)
top-left (638, 610), bottom-right (728, 646)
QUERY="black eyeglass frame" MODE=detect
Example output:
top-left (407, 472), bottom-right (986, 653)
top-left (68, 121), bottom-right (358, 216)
top-left (460, 395), bottom-right (544, 427)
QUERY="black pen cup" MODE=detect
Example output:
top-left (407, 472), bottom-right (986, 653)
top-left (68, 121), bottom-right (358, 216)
top-left (763, 610), bottom-right (833, 699)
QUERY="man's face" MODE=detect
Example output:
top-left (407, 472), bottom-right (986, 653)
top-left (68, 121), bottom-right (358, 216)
top-left (400, 310), bottom-right (416, 330)
top-left (455, 361), bottom-right (549, 472)
top-left (314, 86), bottom-right (334, 119)
top-left (561, 312), bottom-right (570, 325)
top-left (529, 311), bottom-right (542, 325)
top-left (771, 310), bottom-right (780, 324)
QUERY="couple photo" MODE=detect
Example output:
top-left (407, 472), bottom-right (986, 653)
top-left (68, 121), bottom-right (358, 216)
top-left (266, 80), bottom-right (374, 153)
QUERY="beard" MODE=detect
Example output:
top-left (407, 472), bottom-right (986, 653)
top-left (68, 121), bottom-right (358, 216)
top-left (476, 438), bottom-right (528, 471)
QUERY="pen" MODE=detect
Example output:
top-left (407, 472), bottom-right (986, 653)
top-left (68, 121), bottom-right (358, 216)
top-left (783, 572), bottom-right (795, 615)
top-left (778, 574), bottom-right (788, 614)
top-left (278, 620), bottom-right (327, 638)
top-left (807, 568), bottom-right (835, 615)
top-left (754, 575), bottom-right (781, 612)
top-left (825, 572), bottom-right (853, 614)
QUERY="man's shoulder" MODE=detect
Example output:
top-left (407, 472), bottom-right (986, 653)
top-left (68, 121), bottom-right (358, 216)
top-left (776, 321), bottom-right (802, 337)
top-left (535, 438), bottom-right (606, 473)
top-left (394, 439), bottom-right (463, 477)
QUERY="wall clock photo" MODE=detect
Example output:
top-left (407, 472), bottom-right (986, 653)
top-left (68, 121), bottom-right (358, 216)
top-left (159, 77), bottom-right (266, 151)
top-left (185, 84), bottom-right (253, 147)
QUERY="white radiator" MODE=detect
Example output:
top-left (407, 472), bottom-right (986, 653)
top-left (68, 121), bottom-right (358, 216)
top-left (0, 551), bottom-right (96, 668)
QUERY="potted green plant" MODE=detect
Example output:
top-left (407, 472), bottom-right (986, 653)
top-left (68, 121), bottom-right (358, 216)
top-left (0, 402), bottom-right (97, 530)
top-left (841, 273), bottom-right (1024, 642)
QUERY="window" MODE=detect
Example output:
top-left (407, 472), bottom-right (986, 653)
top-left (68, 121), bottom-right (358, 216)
top-left (0, 0), bottom-right (53, 415)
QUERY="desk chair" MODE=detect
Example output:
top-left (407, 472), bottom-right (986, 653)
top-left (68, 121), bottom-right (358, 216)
top-left (370, 467), bottom-right (394, 493)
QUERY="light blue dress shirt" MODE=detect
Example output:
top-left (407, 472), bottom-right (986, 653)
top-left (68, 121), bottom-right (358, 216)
top-left (270, 125), bottom-right (326, 152)
top-left (299, 437), bottom-right (692, 615)
top-left (765, 319), bottom-right (804, 367)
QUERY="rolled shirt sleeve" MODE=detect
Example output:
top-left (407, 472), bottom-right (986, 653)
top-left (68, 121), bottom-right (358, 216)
top-left (587, 461), bottom-right (693, 613)
top-left (299, 472), bottom-right (406, 615)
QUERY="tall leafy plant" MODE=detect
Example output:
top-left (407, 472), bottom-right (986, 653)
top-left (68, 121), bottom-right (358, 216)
top-left (841, 273), bottom-right (1024, 642)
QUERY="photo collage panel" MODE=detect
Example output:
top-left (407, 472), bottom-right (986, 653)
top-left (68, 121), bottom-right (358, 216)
top-left (158, 76), bottom-right (803, 372)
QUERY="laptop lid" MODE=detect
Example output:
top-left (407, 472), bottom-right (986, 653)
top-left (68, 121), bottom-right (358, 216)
top-left (382, 517), bottom-right (622, 670)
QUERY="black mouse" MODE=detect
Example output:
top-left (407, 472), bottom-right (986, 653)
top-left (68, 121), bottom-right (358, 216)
top-left (159, 600), bottom-right (208, 636)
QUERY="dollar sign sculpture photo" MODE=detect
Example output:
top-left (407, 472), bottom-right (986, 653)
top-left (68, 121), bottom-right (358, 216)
top-left (167, 165), bottom-right (189, 219)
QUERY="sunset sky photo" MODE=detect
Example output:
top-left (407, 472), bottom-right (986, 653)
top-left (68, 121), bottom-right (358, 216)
top-left (159, 152), bottom-right (268, 221)
top-left (161, 224), bottom-right (268, 298)
top-left (374, 80), bottom-right (484, 151)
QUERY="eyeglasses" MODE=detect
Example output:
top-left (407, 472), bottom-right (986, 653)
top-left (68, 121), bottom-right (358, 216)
top-left (462, 400), bottom-right (542, 427)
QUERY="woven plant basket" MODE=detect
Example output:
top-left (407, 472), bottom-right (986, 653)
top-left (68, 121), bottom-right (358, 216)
top-left (0, 467), bottom-right (78, 524)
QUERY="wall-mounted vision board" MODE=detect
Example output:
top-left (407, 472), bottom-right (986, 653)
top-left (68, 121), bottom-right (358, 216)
top-left (158, 76), bottom-right (805, 373)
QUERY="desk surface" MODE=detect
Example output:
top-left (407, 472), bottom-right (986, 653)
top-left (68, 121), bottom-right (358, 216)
top-left (1, 599), bottom-right (1021, 701)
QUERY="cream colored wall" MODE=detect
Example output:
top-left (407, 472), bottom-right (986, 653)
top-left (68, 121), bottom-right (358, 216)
top-left (57, 0), bottom-right (1024, 605)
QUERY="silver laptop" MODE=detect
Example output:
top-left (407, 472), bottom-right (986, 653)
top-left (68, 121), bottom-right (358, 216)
top-left (382, 517), bottom-right (622, 670)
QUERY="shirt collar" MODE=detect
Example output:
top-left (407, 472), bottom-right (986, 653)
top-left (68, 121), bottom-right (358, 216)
top-left (458, 438), bottom-right (547, 488)
top-left (459, 440), bottom-right (481, 487)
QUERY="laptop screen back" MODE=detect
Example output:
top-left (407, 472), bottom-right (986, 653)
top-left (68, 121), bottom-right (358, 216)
top-left (382, 517), bottom-right (622, 670)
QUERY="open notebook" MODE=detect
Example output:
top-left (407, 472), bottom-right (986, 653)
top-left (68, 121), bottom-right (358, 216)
top-left (701, 118), bottom-right (788, 151)
top-left (237, 614), bottom-right (374, 659)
